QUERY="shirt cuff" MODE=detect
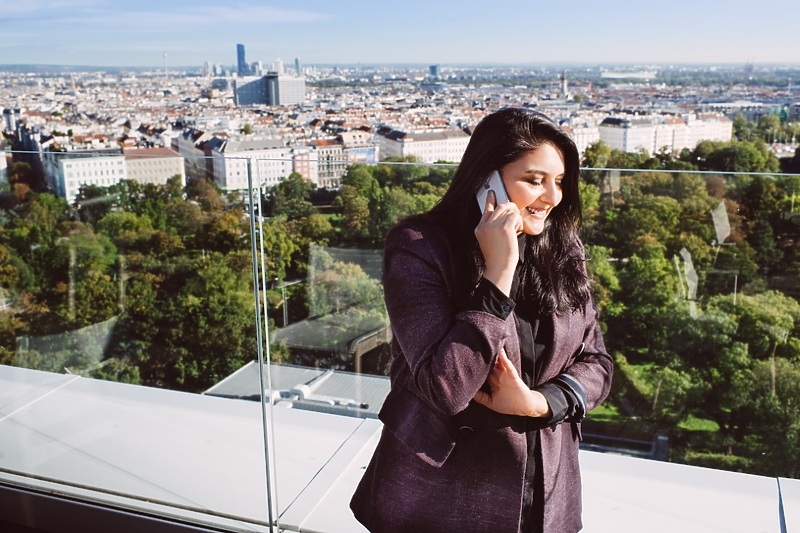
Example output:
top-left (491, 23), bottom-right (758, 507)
top-left (536, 373), bottom-right (587, 425)
top-left (465, 278), bottom-right (515, 319)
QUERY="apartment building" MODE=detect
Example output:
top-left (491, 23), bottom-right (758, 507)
top-left (291, 145), bottom-right (320, 185)
top-left (2, 108), bottom-right (21, 133)
top-left (687, 113), bottom-right (735, 148)
top-left (311, 139), bottom-right (347, 189)
top-left (172, 128), bottom-right (213, 181)
top-left (561, 121), bottom-right (601, 158)
top-left (122, 147), bottom-right (186, 188)
top-left (307, 132), bottom-right (381, 189)
top-left (375, 127), bottom-right (469, 163)
top-left (210, 138), bottom-right (293, 190)
top-left (598, 113), bottom-right (732, 155)
top-left (339, 130), bottom-right (379, 164)
top-left (43, 147), bottom-right (127, 204)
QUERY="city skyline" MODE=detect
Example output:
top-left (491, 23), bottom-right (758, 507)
top-left (0, 0), bottom-right (799, 68)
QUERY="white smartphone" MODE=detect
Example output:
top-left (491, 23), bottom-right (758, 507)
top-left (476, 170), bottom-right (510, 212)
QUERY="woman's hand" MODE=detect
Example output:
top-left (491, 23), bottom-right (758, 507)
top-left (474, 190), bottom-right (521, 296)
top-left (473, 349), bottom-right (551, 418)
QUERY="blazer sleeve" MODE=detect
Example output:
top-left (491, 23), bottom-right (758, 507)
top-left (383, 223), bottom-right (516, 416)
top-left (558, 241), bottom-right (614, 414)
top-left (565, 298), bottom-right (614, 413)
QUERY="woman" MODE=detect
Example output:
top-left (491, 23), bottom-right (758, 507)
top-left (350, 107), bottom-right (613, 532)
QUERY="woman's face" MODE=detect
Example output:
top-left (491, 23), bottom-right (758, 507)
top-left (500, 143), bottom-right (565, 236)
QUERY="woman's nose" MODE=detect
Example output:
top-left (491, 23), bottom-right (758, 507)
top-left (541, 182), bottom-right (561, 205)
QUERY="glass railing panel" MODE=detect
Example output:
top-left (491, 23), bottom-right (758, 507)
top-left (252, 163), bottom-right (800, 482)
top-left (578, 167), bottom-right (800, 478)
top-left (0, 151), bottom-right (271, 529)
top-left (253, 160), bottom-right (800, 482)
top-left (2, 144), bottom-right (798, 531)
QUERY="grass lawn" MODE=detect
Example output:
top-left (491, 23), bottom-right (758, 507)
top-left (678, 413), bottom-right (720, 432)
top-left (585, 402), bottom-right (624, 423)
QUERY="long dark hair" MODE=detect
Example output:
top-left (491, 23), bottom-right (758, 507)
top-left (418, 107), bottom-right (590, 314)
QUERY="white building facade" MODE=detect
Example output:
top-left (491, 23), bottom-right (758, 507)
top-left (123, 147), bottom-right (186, 188)
top-left (562, 122), bottom-right (601, 158)
top-left (211, 139), bottom-right (293, 190)
top-left (0, 153), bottom-right (7, 184)
top-left (375, 128), bottom-right (469, 163)
top-left (43, 149), bottom-right (127, 204)
top-left (598, 113), bottom-right (733, 155)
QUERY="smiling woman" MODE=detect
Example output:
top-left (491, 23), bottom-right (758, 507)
top-left (350, 108), bottom-right (614, 533)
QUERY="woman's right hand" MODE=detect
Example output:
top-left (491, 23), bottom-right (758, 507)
top-left (473, 349), bottom-right (551, 418)
top-left (474, 190), bottom-right (522, 296)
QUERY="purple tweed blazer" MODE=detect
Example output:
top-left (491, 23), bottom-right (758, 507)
top-left (351, 219), bottom-right (613, 533)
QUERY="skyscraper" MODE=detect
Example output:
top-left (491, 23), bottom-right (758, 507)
top-left (237, 44), bottom-right (248, 76)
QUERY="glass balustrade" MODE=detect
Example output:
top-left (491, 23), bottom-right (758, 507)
top-left (1, 151), bottom-right (798, 530)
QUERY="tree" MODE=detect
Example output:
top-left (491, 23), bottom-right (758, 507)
top-left (187, 178), bottom-right (225, 213)
top-left (732, 113), bottom-right (753, 141)
top-left (307, 246), bottom-right (385, 317)
top-left (582, 141), bottom-right (611, 170)
top-left (584, 244), bottom-right (623, 319)
top-left (97, 211), bottom-right (153, 244)
top-left (376, 157), bottom-right (429, 188)
top-left (257, 219), bottom-right (298, 281)
top-left (342, 164), bottom-right (378, 194)
top-left (731, 358), bottom-right (800, 477)
top-left (333, 184), bottom-right (371, 242)
top-left (612, 195), bottom-right (682, 257)
top-left (756, 114), bottom-right (781, 143)
top-left (197, 211), bottom-right (247, 254)
top-left (693, 140), bottom-right (780, 173)
top-left (8, 162), bottom-right (38, 190)
top-left (107, 253), bottom-right (257, 392)
top-left (614, 238), bottom-right (682, 356)
top-left (272, 172), bottom-right (315, 220)
top-left (165, 200), bottom-right (207, 245)
top-left (375, 187), bottom-right (417, 238)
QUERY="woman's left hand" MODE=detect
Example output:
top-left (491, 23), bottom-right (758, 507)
top-left (473, 349), bottom-right (551, 418)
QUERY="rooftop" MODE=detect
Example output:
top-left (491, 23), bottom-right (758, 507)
top-left (1, 364), bottom-right (796, 532)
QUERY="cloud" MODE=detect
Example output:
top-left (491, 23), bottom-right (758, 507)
top-left (0, 0), bottom-right (105, 15)
top-left (0, 2), bottom-right (331, 27)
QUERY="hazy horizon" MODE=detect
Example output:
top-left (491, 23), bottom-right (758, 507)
top-left (1, 60), bottom-right (799, 71)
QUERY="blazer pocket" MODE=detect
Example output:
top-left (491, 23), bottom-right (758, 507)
top-left (379, 385), bottom-right (456, 468)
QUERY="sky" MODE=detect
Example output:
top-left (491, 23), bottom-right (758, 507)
top-left (0, 0), bottom-right (798, 68)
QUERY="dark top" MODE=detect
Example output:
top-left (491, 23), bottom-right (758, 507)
top-left (466, 236), bottom-right (585, 531)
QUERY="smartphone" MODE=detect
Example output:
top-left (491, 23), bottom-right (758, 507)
top-left (476, 170), bottom-right (510, 212)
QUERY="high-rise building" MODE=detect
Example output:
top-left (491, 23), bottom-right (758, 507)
top-left (429, 64), bottom-right (440, 78)
top-left (234, 74), bottom-right (306, 106)
top-left (265, 73), bottom-right (305, 105)
top-left (295, 57), bottom-right (302, 75)
top-left (236, 44), bottom-right (248, 76)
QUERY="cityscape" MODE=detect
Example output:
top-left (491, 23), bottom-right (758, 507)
top-left (2, 42), bottom-right (799, 199)
top-left (1, 24), bottom-right (800, 533)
